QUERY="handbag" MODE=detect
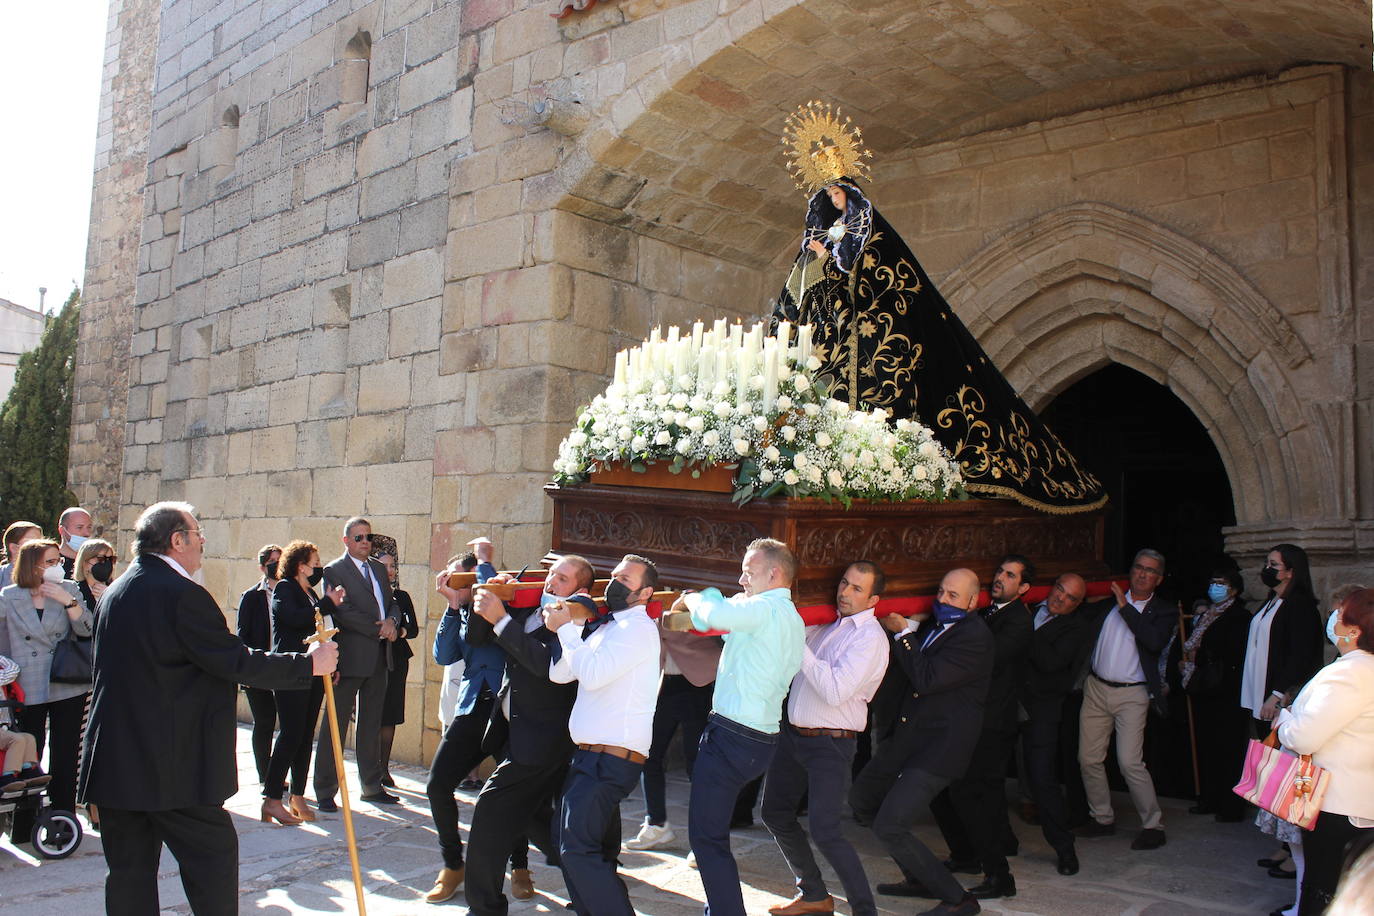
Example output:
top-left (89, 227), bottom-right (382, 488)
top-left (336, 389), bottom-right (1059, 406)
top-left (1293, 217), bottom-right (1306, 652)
top-left (1233, 727), bottom-right (1330, 829)
top-left (49, 631), bottom-right (94, 685)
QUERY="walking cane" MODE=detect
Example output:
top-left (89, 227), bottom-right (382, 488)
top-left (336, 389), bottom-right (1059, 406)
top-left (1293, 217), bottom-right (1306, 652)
top-left (307, 611), bottom-right (368, 915)
top-left (1177, 603), bottom-right (1202, 799)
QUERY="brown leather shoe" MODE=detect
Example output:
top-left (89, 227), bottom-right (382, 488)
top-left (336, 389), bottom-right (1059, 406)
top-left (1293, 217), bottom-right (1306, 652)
top-left (768, 895), bottom-right (835, 915)
top-left (288, 795), bottom-right (316, 823)
top-left (425, 867), bottom-right (465, 904)
top-left (510, 867), bottom-right (535, 900)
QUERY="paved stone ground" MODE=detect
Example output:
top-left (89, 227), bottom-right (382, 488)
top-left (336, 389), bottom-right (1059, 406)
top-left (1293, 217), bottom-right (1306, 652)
top-left (2, 725), bottom-right (1296, 915)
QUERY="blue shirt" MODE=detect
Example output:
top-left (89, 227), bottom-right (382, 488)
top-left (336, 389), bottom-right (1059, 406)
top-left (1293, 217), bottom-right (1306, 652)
top-left (690, 586), bottom-right (804, 734)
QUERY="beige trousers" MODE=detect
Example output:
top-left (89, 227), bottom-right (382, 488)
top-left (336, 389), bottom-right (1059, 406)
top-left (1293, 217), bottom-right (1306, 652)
top-left (0, 728), bottom-right (38, 772)
top-left (1078, 675), bottom-right (1163, 830)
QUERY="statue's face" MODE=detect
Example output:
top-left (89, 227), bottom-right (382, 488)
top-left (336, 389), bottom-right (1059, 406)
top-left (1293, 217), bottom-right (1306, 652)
top-left (826, 184), bottom-right (847, 211)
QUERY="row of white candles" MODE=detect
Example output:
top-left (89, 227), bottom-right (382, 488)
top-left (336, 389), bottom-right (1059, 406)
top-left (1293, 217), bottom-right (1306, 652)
top-left (611, 320), bottom-right (815, 414)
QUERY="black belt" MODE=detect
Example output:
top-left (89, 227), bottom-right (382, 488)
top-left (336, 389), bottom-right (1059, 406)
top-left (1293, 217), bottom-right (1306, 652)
top-left (1092, 672), bottom-right (1146, 689)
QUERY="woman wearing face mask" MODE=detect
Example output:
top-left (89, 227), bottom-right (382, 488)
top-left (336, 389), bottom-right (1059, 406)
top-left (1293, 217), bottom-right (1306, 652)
top-left (0, 520), bottom-right (42, 589)
top-left (1242, 544), bottom-right (1324, 734)
top-left (1274, 588), bottom-right (1374, 915)
top-left (73, 537), bottom-right (118, 613)
top-left (370, 535), bottom-right (418, 789)
top-left (238, 543), bottom-right (283, 787)
top-left (262, 539), bottom-right (345, 825)
top-left (1176, 565), bottom-right (1251, 822)
top-left (0, 539), bottom-right (93, 838)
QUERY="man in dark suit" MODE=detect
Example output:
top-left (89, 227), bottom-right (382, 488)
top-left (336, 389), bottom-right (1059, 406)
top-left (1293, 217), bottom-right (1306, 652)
top-left (79, 501), bottom-right (337, 916)
top-left (461, 554), bottom-right (591, 916)
top-left (1074, 548), bottom-right (1177, 850)
top-left (930, 555), bottom-right (1034, 900)
top-left (852, 568), bottom-right (994, 916)
top-left (1020, 572), bottom-right (1090, 876)
top-left (313, 516), bottom-right (402, 809)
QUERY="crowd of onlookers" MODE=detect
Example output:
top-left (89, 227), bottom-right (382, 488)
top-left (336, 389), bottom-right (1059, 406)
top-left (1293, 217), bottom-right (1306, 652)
top-left (2, 506), bottom-right (1372, 916)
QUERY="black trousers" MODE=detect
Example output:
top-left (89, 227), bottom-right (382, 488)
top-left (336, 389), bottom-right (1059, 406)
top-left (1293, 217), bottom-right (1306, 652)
top-left (1060, 690), bottom-right (1090, 826)
top-left (931, 726), bottom-right (1018, 878)
top-left (100, 804), bottom-right (238, 916)
top-left (14, 693), bottom-right (86, 839)
top-left (1021, 698), bottom-right (1076, 856)
top-left (640, 674), bottom-right (711, 825)
top-left (243, 687), bottom-right (277, 785)
top-left (1300, 812), bottom-right (1369, 915)
top-left (1193, 695), bottom-right (1248, 817)
top-left (850, 758), bottom-right (966, 906)
top-left (265, 681), bottom-right (323, 799)
top-left (425, 691), bottom-right (528, 871)
top-left (464, 755), bottom-right (569, 916)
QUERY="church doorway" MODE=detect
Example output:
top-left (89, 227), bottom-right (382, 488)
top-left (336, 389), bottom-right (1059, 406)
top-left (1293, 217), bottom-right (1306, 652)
top-left (1039, 363), bottom-right (1237, 607)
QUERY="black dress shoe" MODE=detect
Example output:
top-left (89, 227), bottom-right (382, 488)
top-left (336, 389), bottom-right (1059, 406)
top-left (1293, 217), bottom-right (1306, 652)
top-left (380, 774), bottom-right (396, 788)
top-left (1131, 828), bottom-right (1166, 850)
top-left (1258, 855), bottom-right (1289, 869)
top-left (917, 892), bottom-right (981, 915)
top-left (361, 790), bottom-right (401, 805)
top-left (943, 857), bottom-right (981, 875)
top-left (316, 798), bottom-right (338, 812)
top-left (1268, 864), bottom-right (1297, 879)
top-left (1057, 852), bottom-right (1080, 876)
top-left (967, 873), bottom-right (1016, 899)
top-left (1074, 820), bottom-right (1115, 838)
top-left (876, 878), bottom-right (937, 898)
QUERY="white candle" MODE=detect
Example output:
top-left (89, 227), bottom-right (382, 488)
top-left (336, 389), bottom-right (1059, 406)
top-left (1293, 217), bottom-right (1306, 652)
top-left (731, 323), bottom-right (743, 350)
top-left (614, 350), bottom-right (628, 387)
top-left (776, 321), bottom-right (791, 352)
top-left (798, 325), bottom-right (812, 365)
top-left (692, 321), bottom-right (704, 353)
top-left (717, 348), bottom-right (730, 386)
top-left (736, 345), bottom-right (751, 404)
top-left (698, 345), bottom-right (713, 389)
top-left (649, 327), bottom-right (661, 346)
top-left (762, 339), bottom-right (778, 412)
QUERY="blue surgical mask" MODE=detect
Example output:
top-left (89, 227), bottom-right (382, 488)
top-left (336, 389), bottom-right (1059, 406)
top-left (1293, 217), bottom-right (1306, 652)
top-left (1207, 583), bottom-right (1230, 603)
top-left (540, 590), bottom-right (562, 609)
top-left (67, 534), bottom-right (88, 551)
top-left (1327, 609), bottom-right (1341, 646)
top-left (931, 600), bottom-right (966, 626)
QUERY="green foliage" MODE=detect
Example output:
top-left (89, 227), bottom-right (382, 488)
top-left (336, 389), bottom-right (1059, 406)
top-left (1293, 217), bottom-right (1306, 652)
top-left (0, 288), bottom-right (80, 532)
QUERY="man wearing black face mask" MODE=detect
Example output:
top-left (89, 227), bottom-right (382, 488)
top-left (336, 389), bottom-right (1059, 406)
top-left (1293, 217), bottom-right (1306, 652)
top-left (851, 568), bottom-right (994, 916)
top-left (543, 554), bottom-right (662, 915)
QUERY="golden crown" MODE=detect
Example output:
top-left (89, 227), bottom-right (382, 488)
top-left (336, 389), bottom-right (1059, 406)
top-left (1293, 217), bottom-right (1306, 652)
top-left (781, 101), bottom-right (872, 194)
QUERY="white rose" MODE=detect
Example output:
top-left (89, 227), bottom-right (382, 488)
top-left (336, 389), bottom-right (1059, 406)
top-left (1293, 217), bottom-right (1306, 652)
top-left (618, 427), bottom-right (633, 441)
top-left (671, 411), bottom-right (688, 427)
top-left (631, 435), bottom-right (647, 451)
top-left (735, 402), bottom-right (753, 416)
top-left (592, 420), bottom-right (608, 435)
top-left (781, 425), bottom-right (797, 442)
top-left (892, 465), bottom-right (906, 481)
top-left (653, 380), bottom-right (668, 395)
top-left (733, 438), bottom-right (751, 456)
top-left (676, 373), bottom-right (694, 391)
top-left (712, 380), bottom-right (731, 398)
top-left (568, 431), bottom-right (588, 447)
top-left (919, 441), bottom-right (939, 458)
top-left (776, 394), bottom-right (793, 411)
top-left (659, 410), bottom-right (675, 425)
top-left (653, 393), bottom-right (671, 408)
top-left (655, 430), bottom-right (671, 445)
top-left (764, 445), bottom-right (781, 463)
top-left (859, 451), bottom-right (875, 468)
top-left (880, 454), bottom-right (895, 471)
top-left (676, 436), bottom-right (695, 455)
top-left (671, 393), bottom-right (689, 409)
top-left (807, 465), bottom-right (823, 484)
top-left (778, 365), bottom-right (792, 381)
top-left (841, 452), bottom-right (856, 469)
top-left (690, 395), bottom-right (709, 412)
top-left (913, 464), bottom-right (928, 480)
top-left (702, 429), bottom-right (721, 447)
top-left (760, 468), bottom-right (775, 483)
top-left (687, 415), bottom-right (705, 432)
top-left (793, 375), bottom-right (811, 392)
top-left (783, 469), bottom-right (800, 486)
top-left (828, 468), bottom-right (845, 488)
top-left (713, 401), bottom-right (733, 419)
top-left (752, 416), bottom-right (769, 432)
top-left (895, 418), bottom-right (911, 431)
top-left (794, 452), bottom-right (808, 469)
top-left (803, 403), bottom-right (821, 417)
top-left (815, 431), bottom-right (832, 448)
top-left (806, 356), bottom-right (822, 371)
top-left (600, 437), bottom-right (616, 451)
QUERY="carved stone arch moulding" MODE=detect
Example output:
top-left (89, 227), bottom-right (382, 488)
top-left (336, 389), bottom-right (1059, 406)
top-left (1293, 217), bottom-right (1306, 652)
top-left (940, 202), bottom-right (1323, 526)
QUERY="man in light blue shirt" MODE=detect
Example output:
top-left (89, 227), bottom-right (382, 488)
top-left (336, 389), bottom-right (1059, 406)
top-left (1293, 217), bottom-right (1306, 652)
top-left (664, 537), bottom-right (805, 916)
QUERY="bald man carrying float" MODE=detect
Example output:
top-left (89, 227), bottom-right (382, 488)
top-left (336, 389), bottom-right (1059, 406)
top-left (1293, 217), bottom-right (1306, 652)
top-left (849, 568), bottom-right (995, 916)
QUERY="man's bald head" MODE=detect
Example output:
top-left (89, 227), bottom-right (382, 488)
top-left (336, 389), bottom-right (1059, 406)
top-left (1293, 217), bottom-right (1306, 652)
top-left (1047, 572), bottom-right (1087, 616)
top-left (937, 567), bottom-right (981, 612)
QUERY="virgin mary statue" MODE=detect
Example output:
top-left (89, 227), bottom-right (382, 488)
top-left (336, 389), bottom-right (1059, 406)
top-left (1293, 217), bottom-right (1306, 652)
top-left (770, 102), bottom-right (1105, 514)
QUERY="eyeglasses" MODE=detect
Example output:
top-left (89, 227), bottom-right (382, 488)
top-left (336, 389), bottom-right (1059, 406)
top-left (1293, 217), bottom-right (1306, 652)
top-left (176, 527), bottom-right (205, 543)
top-left (91, 555), bottom-right (116, 563)
top-left (350, 533), bottom-right (374, 543)
top-left (1132, 563), bottom-right (1163, 577)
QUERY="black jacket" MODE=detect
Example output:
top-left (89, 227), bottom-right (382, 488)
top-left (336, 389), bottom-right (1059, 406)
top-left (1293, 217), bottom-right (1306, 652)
top-left (1256, 592), bottom-right (1323, 701)
top-left (1023, 608), bottom-right (1090, 703)
top-left (271, 578), bottom-right (337, 655)
top-left (468, 602), bottom-right (577, 767)
top-left (79, 555), bottom-right (314, 810)
top-left (389, 588), bottom-right (419, 664)
top-left (979, 598), bottom-right (1032, 734)
top-left (236, 583), bottom-right (272, 651)
top-left (1075, 593), bottom-right (1178, 699)
top-left (881, 613), bottom-right (995, 778)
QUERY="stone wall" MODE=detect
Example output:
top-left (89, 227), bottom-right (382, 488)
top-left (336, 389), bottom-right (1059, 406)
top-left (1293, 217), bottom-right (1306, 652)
top-left (76, 0), bottom-right (1374, 760)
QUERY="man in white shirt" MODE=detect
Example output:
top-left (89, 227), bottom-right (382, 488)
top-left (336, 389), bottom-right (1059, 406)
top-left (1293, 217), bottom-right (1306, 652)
top-left (544, 554), bottom-right (663, 916)
top-left (1074, 548), bottom-right (1177, 851)
top-left (761, 561), bottom-right (890, 916)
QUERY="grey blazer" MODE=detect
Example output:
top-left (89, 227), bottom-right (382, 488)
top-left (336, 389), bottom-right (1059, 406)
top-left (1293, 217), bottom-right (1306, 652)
top-left (321, 554), bottom-right (399, 679)
top-left (0, 580), bottom-right (94, 704)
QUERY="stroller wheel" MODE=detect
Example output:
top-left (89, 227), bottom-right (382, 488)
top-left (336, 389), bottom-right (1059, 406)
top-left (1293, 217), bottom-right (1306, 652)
top-left (32, 808), bottom-right (83, 859)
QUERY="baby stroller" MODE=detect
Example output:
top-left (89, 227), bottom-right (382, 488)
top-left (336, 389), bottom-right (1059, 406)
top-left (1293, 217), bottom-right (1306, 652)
top-left (0, 691), bottom-right (83, 859)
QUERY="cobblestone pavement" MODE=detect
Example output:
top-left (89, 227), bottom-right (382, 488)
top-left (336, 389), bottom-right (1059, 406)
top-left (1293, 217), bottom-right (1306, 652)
top-left (2, 725), bottom-right (1292, 914)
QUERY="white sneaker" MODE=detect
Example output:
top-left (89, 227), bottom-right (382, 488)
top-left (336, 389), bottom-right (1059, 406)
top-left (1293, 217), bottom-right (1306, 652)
top-left (686, 850), bottom-right (697, 868)
top-left (625, 819), bottom-right (676, 850)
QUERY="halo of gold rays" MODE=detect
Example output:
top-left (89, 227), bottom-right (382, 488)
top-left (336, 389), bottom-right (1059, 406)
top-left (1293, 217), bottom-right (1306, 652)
top-left (781, 100), bottom-right (872, 194)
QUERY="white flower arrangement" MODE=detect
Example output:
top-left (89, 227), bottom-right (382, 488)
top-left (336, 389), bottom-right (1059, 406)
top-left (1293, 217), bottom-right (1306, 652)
top-left (552, 321), bottom-right (965, 506)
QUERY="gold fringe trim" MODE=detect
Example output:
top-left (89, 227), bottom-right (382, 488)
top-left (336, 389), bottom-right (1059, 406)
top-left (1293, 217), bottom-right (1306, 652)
top-left (964, 481), bottom-right (1110, 516)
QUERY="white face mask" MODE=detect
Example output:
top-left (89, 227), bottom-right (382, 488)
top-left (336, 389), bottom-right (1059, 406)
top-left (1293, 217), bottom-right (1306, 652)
top-left (42, 565), bottom-right (66, 584)
top-left (66, 534), bottom-right (88, 551)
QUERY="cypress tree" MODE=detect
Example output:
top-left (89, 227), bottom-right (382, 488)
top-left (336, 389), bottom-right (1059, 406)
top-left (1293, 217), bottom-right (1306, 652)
top-left (0, 287), bottom-right (80, 532)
